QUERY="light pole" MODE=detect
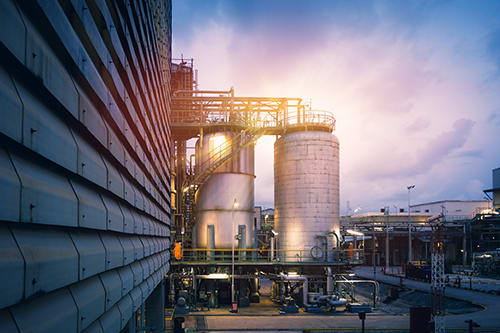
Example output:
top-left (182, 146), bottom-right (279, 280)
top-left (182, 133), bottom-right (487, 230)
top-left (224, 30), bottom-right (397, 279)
top-left (407, 185), bottom-right (415, 262)
top-left (231, 198), bottom-right (238, 307)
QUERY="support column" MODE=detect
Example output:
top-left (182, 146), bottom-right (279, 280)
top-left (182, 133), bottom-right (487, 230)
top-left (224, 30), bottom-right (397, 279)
top-left (145, 280), bottom-right (165, 333)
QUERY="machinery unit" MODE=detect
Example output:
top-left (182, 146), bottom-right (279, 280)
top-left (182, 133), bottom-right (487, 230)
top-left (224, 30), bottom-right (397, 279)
top-left (193, 130), bottom-right (255, 249)
top-left (275, 130), bottom-right (340, 261)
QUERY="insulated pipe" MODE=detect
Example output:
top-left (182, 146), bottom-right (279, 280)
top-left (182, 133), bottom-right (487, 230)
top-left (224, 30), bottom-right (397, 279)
top-left (336, 280), bottom-right (379, 307)
top-left (326, 267), bottom-right (333, 295)
top-left (328, 231), bottom-right (341, 248)
top-left (280, 273), bottom-right (309, 307)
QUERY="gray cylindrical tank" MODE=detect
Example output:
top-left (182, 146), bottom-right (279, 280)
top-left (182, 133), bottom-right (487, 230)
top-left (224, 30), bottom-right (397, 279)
top-left (274, 130), bottom-right (340, 261)
top-left (193, 131), bottom-right (255, 249)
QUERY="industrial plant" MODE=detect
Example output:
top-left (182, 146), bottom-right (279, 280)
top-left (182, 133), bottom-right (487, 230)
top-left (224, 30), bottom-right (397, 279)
top-left (0, 1), bottom-right (499, 333)
top-left (167, 59), bottom-right (361, 313)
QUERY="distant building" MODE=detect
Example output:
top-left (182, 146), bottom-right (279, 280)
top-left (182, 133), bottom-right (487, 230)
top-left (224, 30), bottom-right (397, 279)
top-left (410, 200), bottom-right (490, 221)
top-left (484, 167), bottom-right (500, 212)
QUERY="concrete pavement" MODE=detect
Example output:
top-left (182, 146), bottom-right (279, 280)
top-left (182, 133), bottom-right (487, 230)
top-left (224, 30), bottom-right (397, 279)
top-left (354, 266), bottom-right (500, 330)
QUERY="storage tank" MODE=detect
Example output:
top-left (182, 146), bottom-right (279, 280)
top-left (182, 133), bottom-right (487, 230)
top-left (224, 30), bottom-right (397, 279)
top-left (274, 130), bottom-right (340, 261)
top-left (193, 130), bottom-right (255, 249)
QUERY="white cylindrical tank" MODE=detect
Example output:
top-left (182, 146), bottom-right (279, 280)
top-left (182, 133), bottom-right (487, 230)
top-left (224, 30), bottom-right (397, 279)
top-left (274, 130), bottom-right (340, 261)
top-left (193, 131), bottom-right (255, 249)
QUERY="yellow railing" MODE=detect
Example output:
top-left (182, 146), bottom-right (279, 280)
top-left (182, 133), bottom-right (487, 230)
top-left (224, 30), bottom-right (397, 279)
top-left (173, 248), bottom-right (363, 265)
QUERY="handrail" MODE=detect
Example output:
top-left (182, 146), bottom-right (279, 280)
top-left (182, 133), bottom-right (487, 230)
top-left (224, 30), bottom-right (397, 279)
top-left (174, 248), bottom-right (364, 265)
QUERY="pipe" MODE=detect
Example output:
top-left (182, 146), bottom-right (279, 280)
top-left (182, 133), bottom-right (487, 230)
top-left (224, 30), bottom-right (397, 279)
top-left (327, 231), bottom-right (341, 248)
top-left (326, 267), bottom-right (333, 295)
top-left (280, 273), bottom-right (309, 307)
top-left (336, 279), bottom-right (379, 307)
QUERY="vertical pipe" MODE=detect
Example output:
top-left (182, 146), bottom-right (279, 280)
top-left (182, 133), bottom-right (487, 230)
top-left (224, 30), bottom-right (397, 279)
top-left (408, 186), bottom-right (414, 262)
top-left (463, 224), bottom-right (467, 267)
top-left (231, 200), bottom-right (236, 304)
top-left (270, 236), bottom-right (275, 261)
top-left (239, 225), bottom-right (247, 261)
top-left (207, 225), bottom-right (215, 260)
top-left (326, 267), bottom-right (333, 295)
top-left (372, 229), bottom-right (376, 274)
top-left (386, 226), bottom-right (390, 271)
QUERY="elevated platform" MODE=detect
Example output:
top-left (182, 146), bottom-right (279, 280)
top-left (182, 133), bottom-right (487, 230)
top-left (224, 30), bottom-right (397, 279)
top-left (171, 89), bottom-right (335, 139)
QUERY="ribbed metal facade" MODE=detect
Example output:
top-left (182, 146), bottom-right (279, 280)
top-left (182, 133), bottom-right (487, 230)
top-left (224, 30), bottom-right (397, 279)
top-left (0, 0), bottom-right (172, 332)
top-left (274, 130), bottom-right (340, 261)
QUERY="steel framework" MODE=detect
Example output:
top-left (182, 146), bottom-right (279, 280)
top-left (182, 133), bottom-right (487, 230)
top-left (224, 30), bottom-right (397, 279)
top-left (431, 219), bottom-right (445, 333)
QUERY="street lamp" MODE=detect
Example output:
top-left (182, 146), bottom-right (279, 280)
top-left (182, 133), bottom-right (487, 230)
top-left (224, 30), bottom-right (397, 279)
top-left (231, 198), bottom-right (239, 309)
top-left (407, 185), bottom-right (415, 262)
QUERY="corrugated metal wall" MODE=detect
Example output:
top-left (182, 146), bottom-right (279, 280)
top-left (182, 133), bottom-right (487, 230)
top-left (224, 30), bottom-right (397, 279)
top-left (0, 0), bottom-right (172, 332)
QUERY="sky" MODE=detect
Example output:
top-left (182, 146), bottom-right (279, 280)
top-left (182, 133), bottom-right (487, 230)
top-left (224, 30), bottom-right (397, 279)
top-left (172, 0), bottom-right (500, 214)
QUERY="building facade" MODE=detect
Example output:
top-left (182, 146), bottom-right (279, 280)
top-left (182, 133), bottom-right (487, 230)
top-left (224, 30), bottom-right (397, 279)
top-left (0, 1), bottom-right (172, 332)
top-left (410, 200), bottom-right (490, 221)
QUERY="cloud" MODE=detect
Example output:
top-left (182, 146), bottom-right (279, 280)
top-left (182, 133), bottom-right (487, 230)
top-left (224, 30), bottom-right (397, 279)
top-left (405, 117), bottom-right (431, 131)
top-left (173, 1), bottom-right (500, 212)
top-left (486, 27), bottom-right (500, 76)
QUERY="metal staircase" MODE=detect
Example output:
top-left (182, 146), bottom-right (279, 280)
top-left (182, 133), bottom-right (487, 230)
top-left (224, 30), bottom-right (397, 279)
top-left (179, 126), bottom-right (265, 244)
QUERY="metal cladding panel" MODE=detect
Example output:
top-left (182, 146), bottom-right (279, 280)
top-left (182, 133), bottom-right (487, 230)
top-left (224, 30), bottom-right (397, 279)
top-left (69, 276), bottom-right (106, 332)
top-left (0, 309), bottom-right (19, 333)
top-left (0, 226), bottom-right (24, 308)
top-left (100, 233), bottom-right (124, 270)
top-left (73, 130), bottom-right (107, 188)
top-left (107, 128), bottom-right (124, 166)
top-left (147, 258), bottom-right (155, 276)
top-left (132, 209), bottom-right (144, 235)
top-left (117, 295), bottom-right (133, 329)
top-left (101, 192), bottom-right (124, 233)
top-left (134, 187), bottom-right (144, 210)
top-left (98, 304), bottom-right (121, 333)
top-left (0, 0), bottom-right (26, 65)
top-left (117, 266), bottom-right (133, 296)
top-left (10, 153), bottom-right (78, 227)
top-left (82, 320), bottom-right (104, 333)
top-left (78, 88), bottom-right (108, 146)
top-left (130, 262), bottom-right (143, 287)
top-left (142, 215), bottom-right (151, 235)
top-left (139, 281), bottom-right (149, 303)
top-left (11, 227), bottom-right (78, 298)
top-left (119, 203), bottom-right (135, 234)
top-left (99, 270), bottom-right (122, 311)
top-left (0, 147), bottom-right (21, 222)
top-left (102, 157), bottom-right (124, 199)
top-left (129, 286), bottom-right (142, 312)
top-left (71, 179), bottom-right (107, 231)
top-left (11, 288), bottom-right (78, 333)
top-left (16, 80), bottom-right (77, 172)
top-left (131, 236), bottom-right (144, 260)
top-left (123, 177), bottom-right (134, 205)
top-left (0, 66), bottom-right (22, 143)
top-left (118, 235), bottom-right (134, 265)
top-left (70, 230), bottom-right (106, 280)
top-left (139, 260), bottom-right (150, 280)
top-left (142, 237), bottom-right (152, 257)
top-left (27, 2), bottom-right (79, 119)
top-left (146, 276), bottom-right (154, 295)
top-left (0, 0), bottom-right (172, 326)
